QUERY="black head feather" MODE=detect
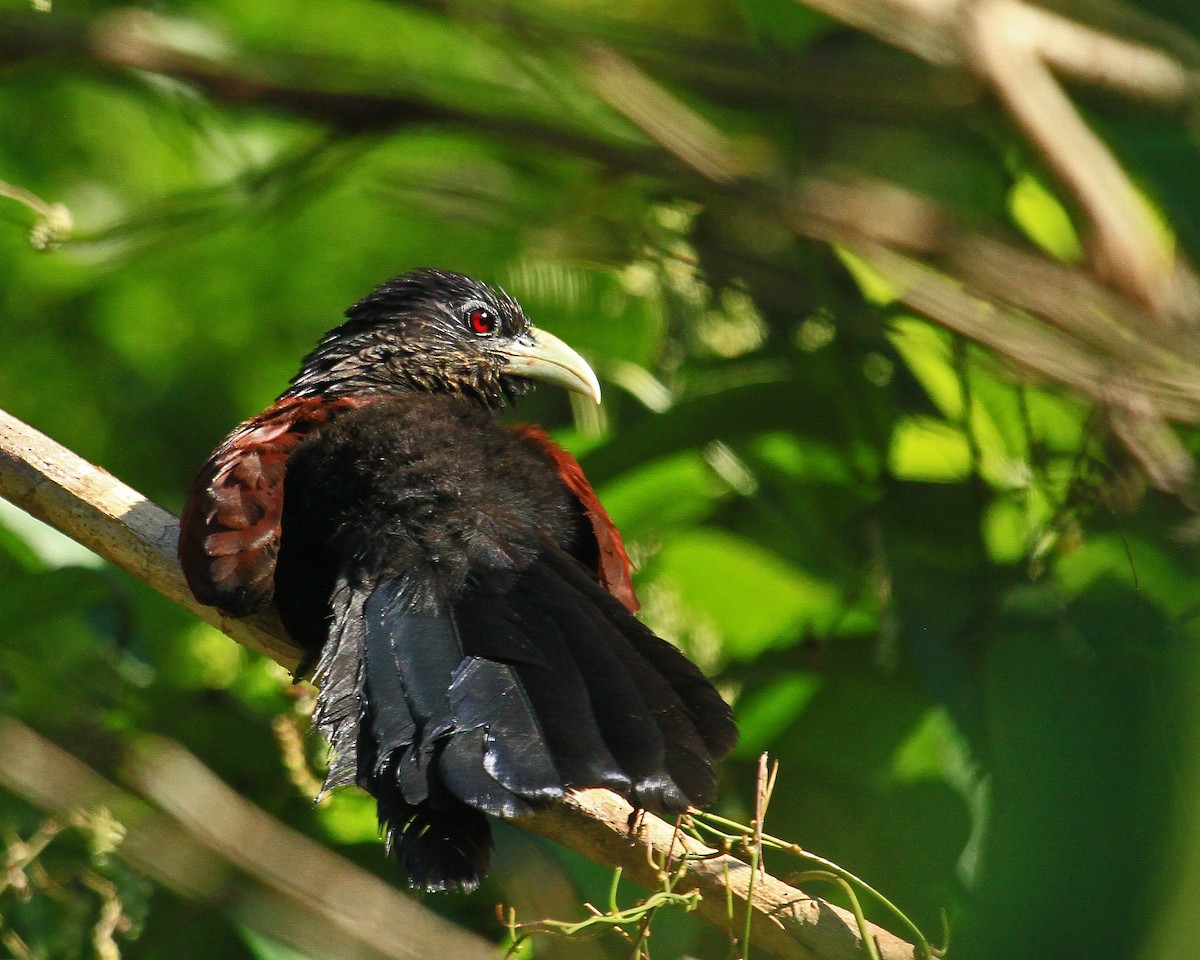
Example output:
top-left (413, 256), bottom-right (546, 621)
top-left (288, 269), bottom-right (535, 408)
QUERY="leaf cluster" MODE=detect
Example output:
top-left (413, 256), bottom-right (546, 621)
top-left (2, 0), bottom-right (1200, 958)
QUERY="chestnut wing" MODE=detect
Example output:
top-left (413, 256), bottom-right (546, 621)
top-left (179, 395), bottom-right (362, 616)
top-left (511, 424), bottom-right (639, 613)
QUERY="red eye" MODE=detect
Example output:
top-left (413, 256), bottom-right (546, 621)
top-left (469, 309), bottom-right (495, 335)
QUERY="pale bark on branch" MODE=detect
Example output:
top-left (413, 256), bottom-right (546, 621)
top-left (0, 406), bottom-right (917, 960)
top-left (0, 716), bottom-right (496, 960)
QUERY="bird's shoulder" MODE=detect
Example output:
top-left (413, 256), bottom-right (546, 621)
top-left (510, 425), bottom-right (638, 613)
top-left (178, 393), bottom-right (370, 614)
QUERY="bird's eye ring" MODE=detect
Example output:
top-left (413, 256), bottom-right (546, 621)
top-left (468, 308), bottom-right (495, 336)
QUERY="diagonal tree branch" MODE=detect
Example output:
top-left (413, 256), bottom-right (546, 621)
top-left (0, 405), bottom-right (918, 960)
top-left (0, 716), bottom-right (497, 960)
top-left (963, 0), bottom-right (1182, 312)
top-left (798, 0), bottom-right (1200, 313)
top-left (0, 407), bottom-right (298, 668)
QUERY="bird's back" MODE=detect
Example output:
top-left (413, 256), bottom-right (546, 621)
top-left (273, 394), bottom-right (584, 648)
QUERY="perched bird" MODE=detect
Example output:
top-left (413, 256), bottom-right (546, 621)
top-left (179, 269), bottom-right (736, 892)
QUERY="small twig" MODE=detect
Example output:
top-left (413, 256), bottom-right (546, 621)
top-left (790, 871), bottom-right (881, 960)
top-left (578, 42), bottom-right (751, 184)
top-left (272, 713), bottom-right (325, 799)
top-left (0, 179), bottom-right (72, 249)
top-left (965, 0), bottom-right (1176, 311)
top-left (689, 809), bottom-right (943, 960)
top-left (2, 819), bottom-right (63, 898)
top-left (82, 872), bottom-right (127, 960)
top-left (1, 929), bottom-right (38, 960)
top-left (742, 753), bottom-right (774, 958)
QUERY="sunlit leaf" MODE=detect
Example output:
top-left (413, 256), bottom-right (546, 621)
top-left (651, 528), bottom-right (842, 658)
top-left (888, 415), bottom-right (972, 481)
top-left (1008, 172), bottom-right (1084, 263)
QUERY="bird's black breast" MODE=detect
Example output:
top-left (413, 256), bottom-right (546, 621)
top-left (274, 394), bottom-right (579, 651)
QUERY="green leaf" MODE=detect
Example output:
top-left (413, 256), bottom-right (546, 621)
top-left (314, 790), bottom-right (382, 845)
top-left (888, 415), bottom-right (972, 482)
top-left (732, 673), bottom-right (822, 757)
top-left (599, 451), bottom-right (725, 538)
top-left (1008, 172), bottom-right (1083, 262)
top-left (651, 529), bottom-right (842, 658)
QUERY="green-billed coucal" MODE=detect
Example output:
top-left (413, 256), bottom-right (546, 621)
top-left (179, 269), bottom-right (736, 892)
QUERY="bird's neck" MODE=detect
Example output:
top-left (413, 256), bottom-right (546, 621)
top-left (283, 334), bottom-right (526, 411)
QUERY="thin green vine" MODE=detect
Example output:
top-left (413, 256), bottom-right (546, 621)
top-left (687, 766), bottom-right (949, 960)
top-left (498, 753), bottom-right (946, 960)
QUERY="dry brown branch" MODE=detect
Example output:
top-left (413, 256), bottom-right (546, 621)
top-left (0, 408), bottom-right (299, 669)
top-left (799, 0), bottom-right (1199, 312)
top-left (0, 406), bottom-right (917, 960)
top-left (0, 716), bottom-right (495, 960)
top-left (123, 736), bottom-right (491, 960)
top-left (963, 0), bottom-right (1178, 312)
top-left (579, 43), bottom-right (752, 184)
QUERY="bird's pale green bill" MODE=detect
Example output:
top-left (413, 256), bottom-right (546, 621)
top-left (497, 327), bottom-right (601, 404)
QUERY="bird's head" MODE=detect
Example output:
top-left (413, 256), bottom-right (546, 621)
top-left (288, 269), bottom-right (601, 409)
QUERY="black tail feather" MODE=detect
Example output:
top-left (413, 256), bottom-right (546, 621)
top-left (443, 656), bottom-right (562, 811)
top-left (311, 577), bottom-right (368, 795)
top-left (313, 573), bottom-right (564, 891)
top-left (576, 600), bottom-right (714, 809)
top-left (456, 574), bottom-right (632, 794)
top-left (539, 556), bottom-right (715, 808)
top-left (374, 786), bottom-right (492, 894)
top-left (517, 560), bottom-right (689, 807)
top-left (311, 552), bottom-right (735, 893)
top-left (544, 548), bottom-right (739, 763)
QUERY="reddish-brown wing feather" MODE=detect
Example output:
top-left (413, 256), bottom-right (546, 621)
top-left (179, 395), bottom-right (367, 616)
top-left (512, 425), bottom-right (639, 613)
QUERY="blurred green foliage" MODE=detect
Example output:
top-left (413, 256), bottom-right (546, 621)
top-left (2, 1), bottom-right (1200, 958)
